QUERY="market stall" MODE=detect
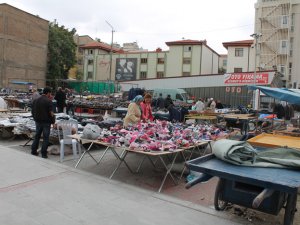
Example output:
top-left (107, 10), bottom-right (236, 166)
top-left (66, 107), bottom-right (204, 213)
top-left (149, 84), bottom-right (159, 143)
top-left (69, 120), bottom-right (231, 192)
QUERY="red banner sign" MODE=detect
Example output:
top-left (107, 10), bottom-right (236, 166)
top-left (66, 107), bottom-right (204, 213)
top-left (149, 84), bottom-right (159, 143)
top-left (224, 72), bottom-right (269, 84)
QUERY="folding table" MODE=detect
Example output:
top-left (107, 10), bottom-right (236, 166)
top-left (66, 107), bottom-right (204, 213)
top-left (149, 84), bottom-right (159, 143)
top-left (110, 148), bottom-right (187, 193)
top-left (69, 134), bottom-right (133, 173)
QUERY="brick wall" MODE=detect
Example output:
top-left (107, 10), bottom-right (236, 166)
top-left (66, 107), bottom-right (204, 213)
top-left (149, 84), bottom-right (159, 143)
top-left (0, 4), bottom-right (49, 90)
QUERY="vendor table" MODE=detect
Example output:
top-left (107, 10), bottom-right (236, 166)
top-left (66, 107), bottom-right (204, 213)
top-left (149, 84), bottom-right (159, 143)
top-left (248, 133), bottom-right (300, 149)
top-left (70, 134), bottom-right (133, 173)
top-left (71, 134), bottom-right (212, 192)
top-left (184, 114), bottom-right (217, 123)
top-left (110, 148), bottom-right (187, 193)
top-left (218, 114), bottom-right (257, 134)
top-left (0, 109), bottom-right (8, 113)
top-left (273, 130), bottom-right (300, 137)
top-left (186, 154), bottom-right (300, 225)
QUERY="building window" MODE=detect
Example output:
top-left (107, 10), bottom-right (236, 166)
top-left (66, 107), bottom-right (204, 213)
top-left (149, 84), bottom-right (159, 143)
top-left (78, 48), bottom-right (84, 54)
top-left (235, 48), bottom-right (243, 57)
top-left (279, 65), bottom-right (286, 75)
top-left (279, 40), bottom-right (288, 54)
top-left (234, 68), bottom-right (242, 73)
top-left (157, 58), bottom-right (165, 64)
top-left (141, 58), bottom-right (147, 64)
top-left (289, 37), bottom-right (293, 57)
top-left (184, 46), bottom-right (192, 52)
top-left (140, 71), bottom-right (147, 79)
top-left (281, 15), bottom-right (288, 27)
top-left (223, 59), bottom-right (227, 67)
top-left (289, 63), bottom-right (292, 75)
top-left (88, 59), bottom-right (93, 65)
top-left (87, 72), bottom-right (93, 79)
top-left (157, 72), bottom-right (164, 78)
top-left (182, 72), bottom-right (190, 76)
top-left (183, 58), bottom-right (191, 64)
top-left (291, 13), bottom-right (295, 32)
top-left (88, 49), bottom-right (93, 55)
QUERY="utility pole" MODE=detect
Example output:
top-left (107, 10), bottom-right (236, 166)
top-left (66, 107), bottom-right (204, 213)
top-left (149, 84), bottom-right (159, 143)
top-left (105, 20), bottom-right (115, 80)
top-left (250, 33), bottom-right (262, 110)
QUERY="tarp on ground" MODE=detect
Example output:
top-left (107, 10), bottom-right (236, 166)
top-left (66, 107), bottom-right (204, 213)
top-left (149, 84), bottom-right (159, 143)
top-left (248, 85), bottom-right (300, 105)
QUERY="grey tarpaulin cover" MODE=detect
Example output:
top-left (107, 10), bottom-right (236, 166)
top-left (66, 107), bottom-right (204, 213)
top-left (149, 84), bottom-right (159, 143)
top-left (213, 139), bottom-right (300, 169)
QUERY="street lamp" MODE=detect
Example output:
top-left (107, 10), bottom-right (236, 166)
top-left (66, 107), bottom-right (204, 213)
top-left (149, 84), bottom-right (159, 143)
top-left (250, 32), bottom-right (262, 110)
top-left (105, 20), bottom-right (115, 82)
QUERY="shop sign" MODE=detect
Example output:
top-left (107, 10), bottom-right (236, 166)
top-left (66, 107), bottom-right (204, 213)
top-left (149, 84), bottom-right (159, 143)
top-left (224, 72), bottom-right (269, 84)
top-left (225, 86), bottom-right (242, 93)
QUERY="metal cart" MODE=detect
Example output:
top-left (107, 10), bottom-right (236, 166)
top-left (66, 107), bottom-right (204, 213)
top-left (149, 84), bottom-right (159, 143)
top-left (186, 154), bottom-right (300, 225)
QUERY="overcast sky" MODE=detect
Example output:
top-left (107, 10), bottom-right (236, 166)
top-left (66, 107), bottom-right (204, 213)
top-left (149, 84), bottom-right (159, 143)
top-left (4, 0), bottom-right (257, 54)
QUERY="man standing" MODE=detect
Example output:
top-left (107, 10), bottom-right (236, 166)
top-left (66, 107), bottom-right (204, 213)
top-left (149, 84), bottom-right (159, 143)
top-left (54, 87), bottom-right (66, 113)
top-left (195, 98), bottom-right (205, 112)
top-left (156, 93), bottom-right (165, 110)
top-left (31, 88), bottom-right (40, 101)
top-left (31, 87), bottom-right (55, 158)
top-left (165, 95), bottom-right (174, 121)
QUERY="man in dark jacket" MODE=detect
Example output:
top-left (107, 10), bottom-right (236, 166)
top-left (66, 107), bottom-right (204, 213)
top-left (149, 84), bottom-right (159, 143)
top-left (165, 95), bottom-right (174, 121)
top-left (31, 87), bottom-right (55, 158)
top-left (54, 87), bottom-right (66, 113)
top-left (156, 93), bottom-right (165, 109)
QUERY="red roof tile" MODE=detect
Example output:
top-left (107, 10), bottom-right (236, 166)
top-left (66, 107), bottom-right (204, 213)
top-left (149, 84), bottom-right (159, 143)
top-left (81, 41), bottom-right (120, 52)
top-left (222, 40), bottom-right (253, 49)
top-left (165, 39), bottom-right (207, 46)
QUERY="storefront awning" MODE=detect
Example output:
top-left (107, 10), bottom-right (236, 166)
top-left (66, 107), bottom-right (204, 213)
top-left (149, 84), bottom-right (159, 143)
top-left (10, 81), bottom-right (35, 85)
top-left (248, 85), bottom-right (300, 105)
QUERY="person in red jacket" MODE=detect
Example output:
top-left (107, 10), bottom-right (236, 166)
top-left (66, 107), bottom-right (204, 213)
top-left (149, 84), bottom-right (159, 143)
top-left (140, 93), bottom-right (154, 122)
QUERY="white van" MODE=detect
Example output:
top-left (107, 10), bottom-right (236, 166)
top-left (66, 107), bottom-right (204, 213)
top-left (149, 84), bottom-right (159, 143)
top-left (152, 88), bottom-right (192, 104)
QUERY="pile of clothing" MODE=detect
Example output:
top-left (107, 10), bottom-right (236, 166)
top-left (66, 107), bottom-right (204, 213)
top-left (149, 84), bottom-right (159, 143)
top-left (87, 120), bottom-right (230, 151)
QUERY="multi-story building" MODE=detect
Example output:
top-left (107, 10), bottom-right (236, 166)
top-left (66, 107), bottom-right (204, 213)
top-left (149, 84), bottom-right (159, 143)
top-left (122, 42), bottom-right (142, 52)
top-left (218, 54), bottom-right (227, 73)
top-left (222, 40), bottom-right (255, 73)
top-left (254, 0), bottom-right (300, 88)
top-left (0, 3), bottom-right (49, 89)
top-left (82, 39), bottom-right (220, 82)
top-left (68, 35), bottom-right (94, 79)
top-left (81, 41), bottom-right (119, 81)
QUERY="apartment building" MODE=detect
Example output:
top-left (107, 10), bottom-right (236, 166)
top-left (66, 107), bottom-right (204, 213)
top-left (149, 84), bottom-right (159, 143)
top-left (0, 3), bottom-right (49, 89)
top-left (68, 35), bottom-right (94, 79)
top-left (82, 39), bottom-right (219, 82)
top-left (254, 0), bottom-right (300, 88)
top-left (81, 41), bottom-right (119, 81)
top-left (218, 54), bottom-right (227, 73)
top-left (222, 40), bottom-right (255, 73)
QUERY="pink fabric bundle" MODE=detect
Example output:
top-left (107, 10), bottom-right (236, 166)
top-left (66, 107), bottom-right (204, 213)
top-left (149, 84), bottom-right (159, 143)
top-left (94, 120), bottom-right (229, 151)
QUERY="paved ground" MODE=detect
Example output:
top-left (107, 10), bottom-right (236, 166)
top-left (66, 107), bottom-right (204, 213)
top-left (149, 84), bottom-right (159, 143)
top-left (1, 136), bottom-right (299, 225)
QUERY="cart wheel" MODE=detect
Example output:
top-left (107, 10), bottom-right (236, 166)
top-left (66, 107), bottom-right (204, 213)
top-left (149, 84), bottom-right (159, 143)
top-left (214, 178), bottom-right (228, 211)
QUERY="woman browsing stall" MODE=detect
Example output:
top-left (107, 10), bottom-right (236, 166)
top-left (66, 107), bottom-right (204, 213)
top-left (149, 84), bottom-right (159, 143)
top-left (140, 93), bottom-right (154, 122)
top-left (123, 95), bottom-right (144, 127)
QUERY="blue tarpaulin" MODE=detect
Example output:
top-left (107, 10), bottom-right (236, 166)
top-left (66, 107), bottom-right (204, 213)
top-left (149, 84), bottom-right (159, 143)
top-left (248, 85), bottom-right (300, 105)
top-left (11, 81), bottom-right (35, 85)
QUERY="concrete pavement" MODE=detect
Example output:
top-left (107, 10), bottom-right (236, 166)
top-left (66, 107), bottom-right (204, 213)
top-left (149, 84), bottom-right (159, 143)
top-left (0, 142), bottom-right (246, 225)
